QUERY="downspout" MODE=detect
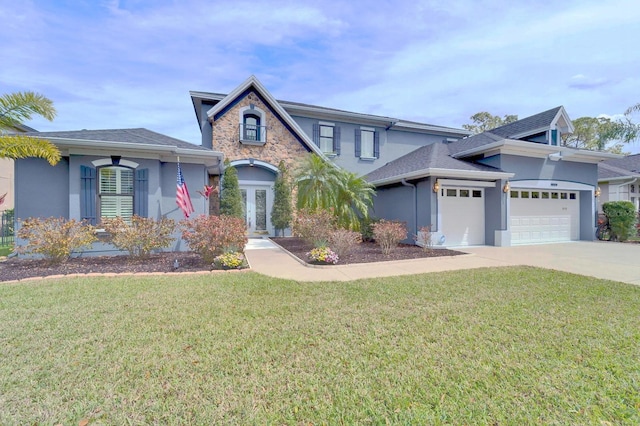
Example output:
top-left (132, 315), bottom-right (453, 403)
top-left (401, 179), bottom-right (417, 243)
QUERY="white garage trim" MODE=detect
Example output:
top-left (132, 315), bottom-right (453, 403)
top-left (511, 180), bottom-right (594, 191)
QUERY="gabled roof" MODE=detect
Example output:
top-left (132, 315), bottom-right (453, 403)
top-left (598, 154), bottom-right (640, 181)
top-left (446, 107), bottom-right (619, 164)
top-left (25, 128), bottom-right (223, 166)
top-left (365, 141), bottom-right (512, 186)
top-left (191, 78), bottom-right (470, 138)
top-left (198, 75), bottom-right (327, 158)
top-left (488, 106), bottom-right (572, 139)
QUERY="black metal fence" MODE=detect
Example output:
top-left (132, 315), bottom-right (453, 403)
top-left (1, 209), bottom-right (14, 246)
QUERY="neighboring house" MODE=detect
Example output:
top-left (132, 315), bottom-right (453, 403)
top-left (597, 155), bottom-right (640, 211)
top-left (15, 128), bottom-right (222, 254)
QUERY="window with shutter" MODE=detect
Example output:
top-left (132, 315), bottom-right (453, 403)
top-left (99, 166), bottom-right (134, 222)
top-left (314, 122), bottom-right (339, 155)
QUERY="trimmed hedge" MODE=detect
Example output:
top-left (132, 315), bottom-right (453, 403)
top-left (602, 201), bottom-right (637, 242)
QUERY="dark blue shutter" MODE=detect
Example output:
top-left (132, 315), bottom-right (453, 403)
top-left (334, 126), bottom-right (341, 155)
top-left (80, 165), bottom-right (96, 225)
top-left (354, 129), bottom-right (361, 157)
top-left (373, 131), bottom-right (380, 158)
top-left (312, 123), bottom-right (320, 146)
top-left (134, 168), bottom-right (149, 217)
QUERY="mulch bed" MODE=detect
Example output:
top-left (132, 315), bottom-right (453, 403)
top-left (0, 239), bottom-right (465, 282)
top-left (0, 252), bottom-right (212, 282)
top-left (272, 237), bottom-right (464, 265)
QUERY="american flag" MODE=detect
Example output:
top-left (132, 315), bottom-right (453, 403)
top-left (176, 162), bottom-right (194, 218)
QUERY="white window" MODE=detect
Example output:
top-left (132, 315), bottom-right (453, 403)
top-left (319, 124), bottom-right (335, 153)
top-left (361, 129), bottom-right (375, 158)
top-left (99, 166), bottom-right (134, 222)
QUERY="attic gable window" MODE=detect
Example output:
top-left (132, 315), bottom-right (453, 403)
top-left (239, 105), bottom-right (267, 145)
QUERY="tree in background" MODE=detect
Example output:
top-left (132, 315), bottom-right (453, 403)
top-left (0, 91), bottom-right (61, 165)
top-left (271, 160), bottom-right (292, 236)
top-left (561, 116), bottom-right (626, 153)
top-left (295, 154), bottom-right (374, 231)
top-left (219, 160), bottom-right (244, 219)
top-left (462, 112), bottom-right (518, 134)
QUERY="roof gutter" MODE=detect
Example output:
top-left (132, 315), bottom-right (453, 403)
top-left (369, 168), bottom-right (513, 187)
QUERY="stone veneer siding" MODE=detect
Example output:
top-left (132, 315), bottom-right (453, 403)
top-left (210, 90), bottom-right (310, 170)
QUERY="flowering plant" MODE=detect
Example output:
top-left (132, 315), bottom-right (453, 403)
top-left (306, 246), bottom-right (339, 265)
top-left (213, 252), bottom-right (246, 269)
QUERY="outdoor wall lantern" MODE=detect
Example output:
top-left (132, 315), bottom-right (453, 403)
top-left (433, 180), bottom-right (440, 193)
top-left (503, 181), bottom-right (510, 193)
top-left (595, 186), bottom-right (601, 198)
top-left (249, 158), bottom-right (255, 167)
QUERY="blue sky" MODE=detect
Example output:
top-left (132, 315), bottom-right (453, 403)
top-left (2, 0), bottom-right (640, 148)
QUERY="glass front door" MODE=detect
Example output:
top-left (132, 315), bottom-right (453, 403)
top-left (240, 185), bottom-right (272, 236)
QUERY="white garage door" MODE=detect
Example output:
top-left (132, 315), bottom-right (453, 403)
top-left (510, 189), bottom-right (580, 245)
top-left (440, 187), bottom-right (485, 246)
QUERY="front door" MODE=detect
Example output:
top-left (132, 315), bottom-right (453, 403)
top-left (241, 184), bottom-right (273, 236)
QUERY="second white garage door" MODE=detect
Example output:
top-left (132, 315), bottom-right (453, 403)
top-left (510, 189), bottom-right (580, 245)
top-left (440, 187), bottom-right (485, 246)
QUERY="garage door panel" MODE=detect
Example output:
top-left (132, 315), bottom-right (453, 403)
top-left (440, 187), bottom-right (484, 246)
top-left (510, 189), bottom-right (579, 245)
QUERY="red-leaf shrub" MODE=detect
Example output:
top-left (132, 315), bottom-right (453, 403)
top-left (180, 215), bottom-right (248, 263)
top-left (293, 208), bottom-right (336, 247)
top-left (17, 217), bottom-right (98, 264)
top-left (102, 215), bottom-right (176, 258)
top-left (372, 220), bottom-right (407, 255)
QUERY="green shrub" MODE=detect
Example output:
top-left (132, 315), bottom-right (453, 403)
top-left (219, 161), bottom-right (244, 219)
top-left (360, 216), bottom-right (380, 242)
top-left (372, 220), bottom-right (407, 255)
top-left (17, 217), bottom-right (97, 264)
top-left (102, 215), bottom-right (176, 259)
top-left (602, 201), bottom-right (637, 242)
top-left (293, 208), bottom-right (336, 247)
top-left (181, 215), bottom-right (248, 264)
top-left (271, 161), bottom-right (293, 236)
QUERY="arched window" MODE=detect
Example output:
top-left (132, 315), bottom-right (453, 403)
top-left (243, 113), bottom-right (261, 141)
top-left (98, 166), bottom-right (134, 222)
top-left (239, 105), bottom-right (266, 145)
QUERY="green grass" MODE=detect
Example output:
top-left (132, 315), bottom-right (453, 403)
top-left (1, 267), bottom-right (639, 424)
top-left (0, 244), bottom-right (13, 257)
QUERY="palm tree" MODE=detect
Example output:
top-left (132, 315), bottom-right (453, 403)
top-left (334, 171), bottom-right (374, 231)
top-left (0, 91), bottom-right (61, 165)
top-left (295, 154), bottom-right (340, 210)
top-left (295, 154), bottom-right (375, 231)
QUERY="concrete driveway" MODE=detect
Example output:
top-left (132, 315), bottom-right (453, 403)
top-left (245, 239), bottom-right (640, 285)
top-left (462, 241), bottom-right (640, 285)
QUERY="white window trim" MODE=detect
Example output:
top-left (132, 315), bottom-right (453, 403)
top-left (239, 105), bottom-right (267, 145)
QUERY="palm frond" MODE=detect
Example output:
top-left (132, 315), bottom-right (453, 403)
top-left (0, 134), bottom-right (62, 165)
top-left (0, 91), bottom-right (56, 130)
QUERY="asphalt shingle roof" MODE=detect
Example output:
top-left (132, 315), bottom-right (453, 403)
top-left (598, 154), bottom-right (640, 180)
top-left (488, 106), bottom-right (563, 138)
top-left (364, 141), bottom-right (503, 183)
top-left (24, 128), bottom-right (211, 151)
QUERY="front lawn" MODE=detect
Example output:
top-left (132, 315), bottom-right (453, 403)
top-left (0, 267), bottom-right (638, 424)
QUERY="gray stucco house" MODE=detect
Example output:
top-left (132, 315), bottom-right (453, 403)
top-left (597, 154), bottom-right (640, 212)
top-left (14, 75), bottom-right (617, 252)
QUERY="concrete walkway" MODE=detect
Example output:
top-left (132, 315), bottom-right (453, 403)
top-left (244, 238), bottom-right (640, 285)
